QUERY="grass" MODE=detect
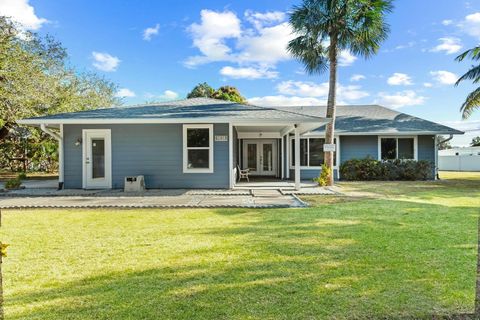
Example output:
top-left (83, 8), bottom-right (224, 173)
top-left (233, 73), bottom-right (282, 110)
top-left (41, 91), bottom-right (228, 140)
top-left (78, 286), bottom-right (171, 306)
top-left (1, 172), bottom-right (479, 319)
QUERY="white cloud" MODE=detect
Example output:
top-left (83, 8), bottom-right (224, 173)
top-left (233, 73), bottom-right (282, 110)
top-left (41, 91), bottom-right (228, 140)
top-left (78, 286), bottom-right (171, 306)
top-left (185, 10), bottom-right (241, 67)
top-left (143, 24), bottom-right (159, 41)
top-left (0, 0), bottom-right (48, 30)
top-left (338, 51), bottom-right (357, 67)
top-left (430, 70), bottom-right (458, 85)
top-left (461, 12), bottom-right (480, 39)
top-left (220, 66), bottom-right (278, 79)
top-left (442, 19), bottom-right (453, 26)
top-left (244, 10), bottom-right (286, 29)
top-left (423, 82), bottom-right (433, 88)
top-left (159, 90), bottom-right (179, 100)
top-left (376, 90), bottom-right (426, 109)
top-left (387, 73), bottom-right (413, 86)
top-left (115, 88), bottom-right (136, 98)
top-left (92, 52), bottom-right (120, 72)
top-left (431, 37), bottom-right (463, 54)
top-left (236, 22), bottom-right (294, 65)
top-left (350, 74), bottom-right (366, 82)
top-left (276, 80), bottom-right (369, 101)
top-left (248, 95), bottom-right (326, 107)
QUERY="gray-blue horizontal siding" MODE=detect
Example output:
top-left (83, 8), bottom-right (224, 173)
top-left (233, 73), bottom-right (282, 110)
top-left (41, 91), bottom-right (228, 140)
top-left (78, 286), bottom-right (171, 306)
top-left (417, 135), bottom-right (436, 177)
top-left (340, 136), bottom-right (378, 162)
top-left (289, 169), bottom-right (338, 180)
top-left (63, 123), bottom-right (230, 189)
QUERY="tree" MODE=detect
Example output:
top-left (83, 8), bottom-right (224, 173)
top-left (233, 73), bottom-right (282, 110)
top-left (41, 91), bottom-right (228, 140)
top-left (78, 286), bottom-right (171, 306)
top-left (0, 16), bottom-right (119, 172)
top-left (187, 83), bottom-right (246, 103)
top-left (456, 46), bottom-right (480, 119)
top-left (288, 0), bottom-right (393, 185)
top-left (471, 136), bottom-right (480, 147)
top-left (437, 135), bottom-right (453, 150)
top-left (187, 82), bottom-right (215, 99)
top-left (0, 17), bottom-right (119, 141)
top-left (211, 86), bottom-right (246, 103)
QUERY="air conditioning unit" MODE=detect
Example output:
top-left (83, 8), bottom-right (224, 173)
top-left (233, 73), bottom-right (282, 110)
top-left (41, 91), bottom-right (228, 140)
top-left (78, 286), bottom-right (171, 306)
top-left (124, 175), bottom-right (145, 192)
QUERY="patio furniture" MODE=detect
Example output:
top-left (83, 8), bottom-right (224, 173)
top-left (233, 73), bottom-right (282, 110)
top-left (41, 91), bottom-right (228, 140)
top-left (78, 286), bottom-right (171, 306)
top-left (236, 165), bottom-right (250, 182)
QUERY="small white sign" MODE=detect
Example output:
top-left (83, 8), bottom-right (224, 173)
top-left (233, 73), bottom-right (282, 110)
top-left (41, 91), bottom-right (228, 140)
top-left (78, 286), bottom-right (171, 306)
top-left (323, 144), bottom-right (336, 152)
top-left (215, 135), bottom-right (228, 142)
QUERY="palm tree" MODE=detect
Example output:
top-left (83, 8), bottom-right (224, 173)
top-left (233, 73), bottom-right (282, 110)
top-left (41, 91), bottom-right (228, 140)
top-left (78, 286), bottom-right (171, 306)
top-left (288, 0), bottom-right (393, 185)
top-left (456, 46), bottom-right (480, 119)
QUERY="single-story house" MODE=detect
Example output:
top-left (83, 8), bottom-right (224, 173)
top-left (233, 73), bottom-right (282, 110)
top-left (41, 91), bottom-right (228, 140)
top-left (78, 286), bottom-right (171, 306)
top-left (18, 97), bottom-right (463, 190)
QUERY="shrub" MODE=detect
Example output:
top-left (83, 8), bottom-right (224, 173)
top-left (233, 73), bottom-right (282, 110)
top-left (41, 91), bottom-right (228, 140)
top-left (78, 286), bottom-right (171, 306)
top-left (5, 178), bottom-right (21, 189)
top-left (17, 172), bottom-right (27, 180)
top-left (340, 158), bottom-right (433, 181)
top-left (314, 164), bottom-right (332, 186)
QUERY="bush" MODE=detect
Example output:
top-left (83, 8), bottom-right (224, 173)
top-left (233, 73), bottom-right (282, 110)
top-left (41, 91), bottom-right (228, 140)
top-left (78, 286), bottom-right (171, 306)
top-left (340, 158), bottom-right (433, 181)
top-left (17, 172), bottom-right (27, 180)
top-left (5, 178), bottom-right (22, 189)
top-left (314, 164), bottom-right (332, 186)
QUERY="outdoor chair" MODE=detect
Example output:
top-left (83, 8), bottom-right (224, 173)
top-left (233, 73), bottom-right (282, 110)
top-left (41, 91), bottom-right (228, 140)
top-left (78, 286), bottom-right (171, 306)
top-left (236, 165), bottom-right (250, 182)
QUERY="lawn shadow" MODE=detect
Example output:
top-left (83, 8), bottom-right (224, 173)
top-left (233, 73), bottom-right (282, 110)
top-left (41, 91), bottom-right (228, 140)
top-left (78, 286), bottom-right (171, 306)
top-left (5, 198), bottom-right (478, 319)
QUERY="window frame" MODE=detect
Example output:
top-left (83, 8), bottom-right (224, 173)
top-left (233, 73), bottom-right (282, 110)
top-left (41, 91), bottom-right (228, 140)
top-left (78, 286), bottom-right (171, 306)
top-left (377, 136), bottom-right (418, 161)
top-left (288, 136), bottom-right (339, 169)
top-left (183, 124), bottom-right (214, 173)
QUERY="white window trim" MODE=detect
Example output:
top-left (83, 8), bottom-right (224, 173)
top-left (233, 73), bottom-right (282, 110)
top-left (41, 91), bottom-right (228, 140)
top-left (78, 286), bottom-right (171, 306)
top-left (183, 124), bottom-right (214, 173)
top-left (377, 136), bottom-right (418, 161)
top-left (288, 136), bottom-right (339, 169)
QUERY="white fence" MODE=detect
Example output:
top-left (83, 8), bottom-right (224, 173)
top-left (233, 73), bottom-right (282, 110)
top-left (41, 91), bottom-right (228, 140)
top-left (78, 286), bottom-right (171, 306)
top-left (438, 155), bottom-right (480, 171)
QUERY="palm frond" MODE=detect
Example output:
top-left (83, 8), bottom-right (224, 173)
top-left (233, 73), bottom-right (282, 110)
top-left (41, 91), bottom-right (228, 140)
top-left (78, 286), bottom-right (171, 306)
top-left (460, 86), bottom-right (480, 119)
top-left (456, 64), bottom-right (480, 86)
top-left (455, 46), bottom-right (480, 62)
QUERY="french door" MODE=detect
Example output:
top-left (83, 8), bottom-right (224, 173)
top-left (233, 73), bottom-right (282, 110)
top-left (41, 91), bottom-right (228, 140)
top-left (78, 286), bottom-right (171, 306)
top-left (243, 139), bottom-right (277, 176)
top-left (82, 129), bottom-right (112, 189)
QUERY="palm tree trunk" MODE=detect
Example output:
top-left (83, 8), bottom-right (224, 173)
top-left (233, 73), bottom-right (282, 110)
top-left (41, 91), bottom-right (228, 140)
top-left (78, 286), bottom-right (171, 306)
top-left (324, 37), bottom-right (338, 186)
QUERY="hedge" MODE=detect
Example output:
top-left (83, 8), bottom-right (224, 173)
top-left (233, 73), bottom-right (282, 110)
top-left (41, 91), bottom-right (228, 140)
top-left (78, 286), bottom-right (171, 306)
top-left (340, 158), bottom-right (433, 181)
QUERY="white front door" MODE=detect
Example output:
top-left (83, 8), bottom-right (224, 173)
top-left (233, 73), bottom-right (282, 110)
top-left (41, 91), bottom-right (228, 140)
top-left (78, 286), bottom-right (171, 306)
top-left (83, 129), bottom-right (112, 189)
top-left (243, 139), bottom-right (277, 176)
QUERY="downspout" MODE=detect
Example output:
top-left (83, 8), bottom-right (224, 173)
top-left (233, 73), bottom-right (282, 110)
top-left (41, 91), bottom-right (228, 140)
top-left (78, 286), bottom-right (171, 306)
top-left (40, 124), bottom-right (64, 190)
top-left (435, 134), bottom-right (453, 180)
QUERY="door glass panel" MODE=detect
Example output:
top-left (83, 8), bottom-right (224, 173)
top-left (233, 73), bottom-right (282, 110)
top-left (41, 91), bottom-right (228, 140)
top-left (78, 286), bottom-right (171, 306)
top-left (92, 139), bottom-right (105, 179)
top-left (247, 144), bottom-right (257, 171)
top-left (263, 144), bottom-right (273, 171)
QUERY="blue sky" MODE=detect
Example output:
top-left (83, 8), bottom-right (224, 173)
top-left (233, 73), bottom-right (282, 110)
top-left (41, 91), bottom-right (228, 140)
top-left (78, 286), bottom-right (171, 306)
top-left (2, 0), bottom-right (480, 146)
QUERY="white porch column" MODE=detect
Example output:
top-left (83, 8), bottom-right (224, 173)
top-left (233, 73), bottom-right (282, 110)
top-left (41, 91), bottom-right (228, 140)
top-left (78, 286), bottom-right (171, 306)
top-left (294, 125), bottom-right (300, 190)
top-left (280, 135), bottom-right (284, 179)
top-left (229, 123), bottom-right (234, 189)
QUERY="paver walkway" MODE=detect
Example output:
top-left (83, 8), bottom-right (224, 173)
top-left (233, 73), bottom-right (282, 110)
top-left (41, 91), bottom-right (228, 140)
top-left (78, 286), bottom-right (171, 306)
top-left (0, 179), bottom-right (337, 209)
top-left (0, 191), bottom-right (304, 209)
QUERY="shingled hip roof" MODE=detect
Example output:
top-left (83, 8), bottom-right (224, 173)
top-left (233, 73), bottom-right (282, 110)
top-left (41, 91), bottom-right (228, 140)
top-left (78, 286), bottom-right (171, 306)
top-left (17, 98), bottom-right (463, 135)
top-left (17, 98), bottom-right (329, 125)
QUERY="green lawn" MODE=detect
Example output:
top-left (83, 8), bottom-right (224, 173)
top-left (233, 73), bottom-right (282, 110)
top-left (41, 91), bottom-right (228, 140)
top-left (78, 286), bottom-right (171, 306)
top-left (1, 172), bottom-right (479, 319)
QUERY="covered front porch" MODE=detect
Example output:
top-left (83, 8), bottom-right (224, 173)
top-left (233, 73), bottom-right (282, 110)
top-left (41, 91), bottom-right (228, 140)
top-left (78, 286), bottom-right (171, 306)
top-left (230, 120), bottom-right (328, 190)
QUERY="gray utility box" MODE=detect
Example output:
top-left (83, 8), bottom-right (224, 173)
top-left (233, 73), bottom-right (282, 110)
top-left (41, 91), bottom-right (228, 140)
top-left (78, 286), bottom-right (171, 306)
top-left (124, 175), bottom-right (145, 192)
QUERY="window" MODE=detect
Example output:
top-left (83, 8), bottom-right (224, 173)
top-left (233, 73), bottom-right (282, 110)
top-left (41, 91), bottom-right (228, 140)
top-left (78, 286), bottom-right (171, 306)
top-left (183, 124), bottom-right (213, 173)
top-left (379, 137), bottom-right (416, 160)
top-left (290, 137), bottom-right (337, 167)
